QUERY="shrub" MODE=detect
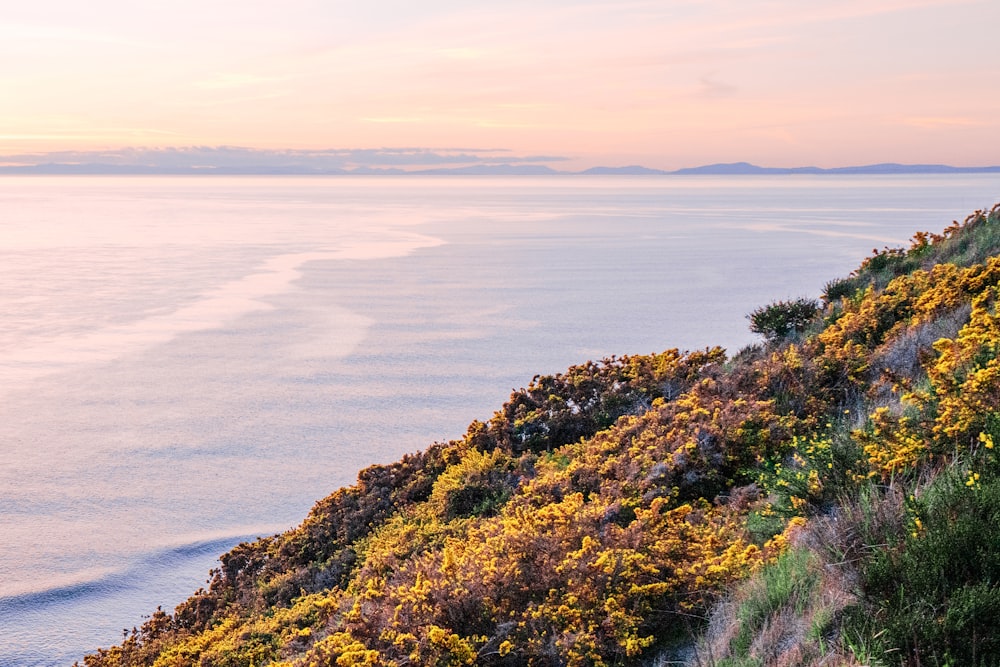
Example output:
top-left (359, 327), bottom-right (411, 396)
top-left (748, 298), bottom-right (820, 342)
top-left (428, 448), bottom-right (519, 520)
top-left (822, 277), bottom-right (857, 303)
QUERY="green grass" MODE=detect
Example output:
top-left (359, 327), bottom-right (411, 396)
top-left (730, 548), bottom-right (818, 657)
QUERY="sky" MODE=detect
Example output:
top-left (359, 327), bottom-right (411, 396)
top-left (2, 0), bottom-right (999, 170)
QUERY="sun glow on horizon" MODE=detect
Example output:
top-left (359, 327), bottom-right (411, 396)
top-left (2, 0), bottom-right (999, 169)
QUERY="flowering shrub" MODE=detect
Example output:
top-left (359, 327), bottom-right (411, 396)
top-left (81, 203), bottom-right (1000, 667)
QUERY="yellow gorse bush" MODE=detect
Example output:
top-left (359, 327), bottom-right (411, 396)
top-left (81, 204), bottom-right (1000, 667)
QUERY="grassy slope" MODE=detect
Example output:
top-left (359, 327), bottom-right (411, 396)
top-left (80, 204), bottom-right (1000, 667)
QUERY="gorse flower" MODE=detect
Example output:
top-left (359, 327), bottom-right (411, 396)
top-left (981, 432), bottom-right (995, 449)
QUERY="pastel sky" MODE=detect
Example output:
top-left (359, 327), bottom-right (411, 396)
top-left (2, 0), bottom-right (999, 169)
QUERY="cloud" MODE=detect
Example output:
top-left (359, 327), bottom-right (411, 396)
top-left (194, 73), bottom-right (284, 90)
top-left (434, 47), bottom-right (490, 60)
top-left (361, 117), bottom-right (426, 124)
top-left (698, 74), bottom-right (738, 98)
top-left (0, 146), bottom-right (570, 171)
top-left (0, 21), bottom-right (142, 48)
top-left (901, 116), bottom-right (985, 129)
top-left (0, 128), bottom-right (182, 143)
top-left (689, 0), bottom-right (981, 36)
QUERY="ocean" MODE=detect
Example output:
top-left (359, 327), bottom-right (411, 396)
top-left (1, 174), bottom-right (998, 665)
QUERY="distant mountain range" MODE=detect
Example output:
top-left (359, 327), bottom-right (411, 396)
top-left (3, 161), bottom-right (1000, 176)
top-left (667, 162), bottom-right (1000, 175)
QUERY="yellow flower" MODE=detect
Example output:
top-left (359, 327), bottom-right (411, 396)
top-left (807, 469), bottom-right (823, 498)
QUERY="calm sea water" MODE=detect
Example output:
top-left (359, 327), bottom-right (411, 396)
top-left (1, 175), bottom-right (998, 666)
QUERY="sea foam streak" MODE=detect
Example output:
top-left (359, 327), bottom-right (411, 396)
top-left (0, 531), bottom-right (286, 667)
top-left (0, 231), bottom-right (443, 393)
top-left (0, 531), bottom-right (279, 605)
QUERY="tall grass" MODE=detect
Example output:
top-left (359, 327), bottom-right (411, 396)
top-left (845, 452), bottom-right (1000, 666)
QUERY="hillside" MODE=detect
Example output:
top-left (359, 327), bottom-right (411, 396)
top-left (81, 203), bottom-right (1000, 667)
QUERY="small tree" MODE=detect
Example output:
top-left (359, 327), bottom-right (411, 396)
top-left (748, 297), bottom-right (819, 342)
